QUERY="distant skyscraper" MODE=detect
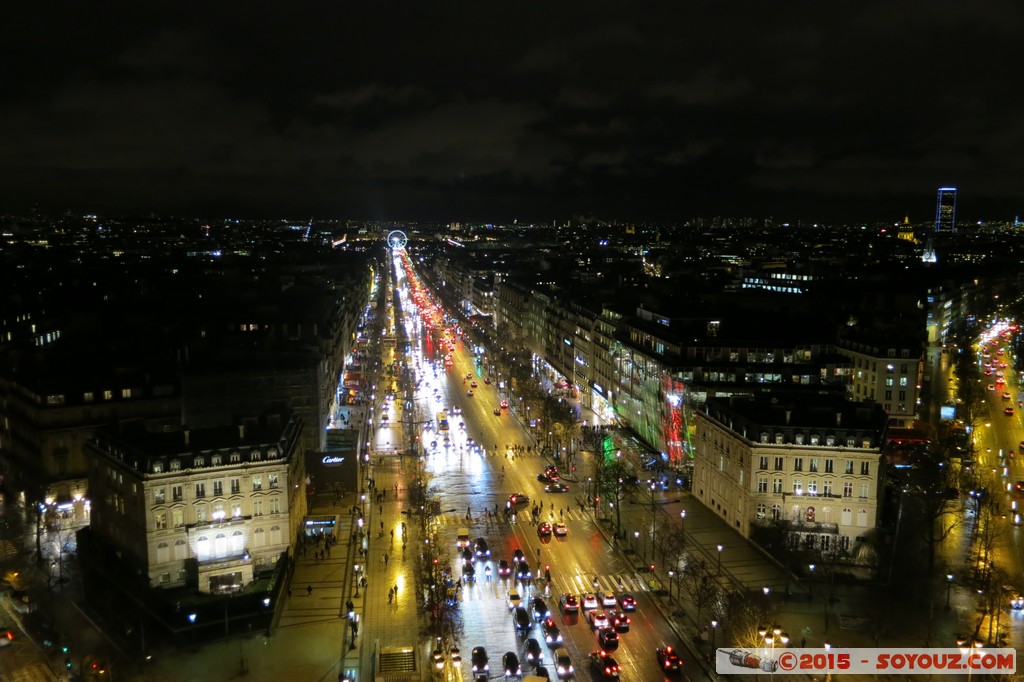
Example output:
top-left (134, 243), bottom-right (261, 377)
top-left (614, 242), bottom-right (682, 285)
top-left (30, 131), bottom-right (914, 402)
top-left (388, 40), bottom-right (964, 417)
top-left (934, 187), bottom-right (957, 233)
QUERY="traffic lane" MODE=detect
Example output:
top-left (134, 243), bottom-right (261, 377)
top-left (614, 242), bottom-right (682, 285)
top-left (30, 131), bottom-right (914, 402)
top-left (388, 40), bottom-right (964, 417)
top-left (530, 524), bottom-right (688, 682)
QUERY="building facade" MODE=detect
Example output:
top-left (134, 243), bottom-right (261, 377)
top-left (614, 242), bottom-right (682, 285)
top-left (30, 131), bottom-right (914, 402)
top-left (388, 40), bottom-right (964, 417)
top-left (693, 394), bottom-right (888, 555)
top-left (87, 413), bottom-right (304, 593)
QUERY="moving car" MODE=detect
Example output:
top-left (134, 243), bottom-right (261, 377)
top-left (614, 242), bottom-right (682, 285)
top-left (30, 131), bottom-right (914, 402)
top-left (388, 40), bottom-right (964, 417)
top-left (507, 588), bottom-right (522, 610)
top-left (544, 483), bottom-right (570, 493)
top-left (0, 628), bottom-right (13, 648)
top-left (542, 617), bottom-right (563, 645)
top-left (513, 548), bottom-right (526, 563)
top-left (475, 538), bottom-right (491, 558)
top-left (588, 610), bottom-right (609, 629)
top-left (524, 638), bottom-right (544, 664)
top-left (516, 562), bottom-right (533, 582)
top-left (657, 645), bottom-right (683, 673)
top-left (589, 650), bottom-right (621, 680)
top-left (494, 408), bottom-right (502, 415)
top-left (537, 522), bottom-right (553, 538)
top-left (514, 606), bottom-right (532, 632)
top-left (472, 646), bottom-right (490, 673)
top-left (617, 593), bottom-right (637, 611)
top-left (581, 593), bottom-right (599, 610)
top-left (509, 493), bottom-right (530, 507)
top-left (559, 593), bottom-right (579, 613)
top-left (609, 609), bottom-right (631, 632)
top-left (598, 591), bottom-right (617, 607)
top-left (500, 399), bottom-right (509, 408)
top-left (497, 559), bottom-right (512, 577)
top-left (471, 381), bottom-right (478, 388)
top-left (503, 651), bottom-right (522, 677)
top-left (553, 522), bottom-right (568, 537)
top-left (554, 648), bottom-right (574, 679)
top-left (597, 627), bottom-right (619, 650)
top-left (532, 597), bottom-right (551, 620)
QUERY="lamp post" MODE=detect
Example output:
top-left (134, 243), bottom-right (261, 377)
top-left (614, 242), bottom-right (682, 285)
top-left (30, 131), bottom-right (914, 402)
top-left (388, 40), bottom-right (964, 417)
top-left (668, 570), bottom-right (675, 601)
top-left (680, 510), bottom-right (687, 547)
top-left (808, 564), bottom-right (816, 600)
top-left (716, 545), bottom-right (724, 574)
top-left (946, 573), bottom-right (954, 609)
top-left (711, 619), bottom-right (719, 651)
top-left (957, 638), bottom-right (983, 682)
top-left (759, 624), bottom-right (789, 673)
top-left (633, 531), bottom-right (640, 556)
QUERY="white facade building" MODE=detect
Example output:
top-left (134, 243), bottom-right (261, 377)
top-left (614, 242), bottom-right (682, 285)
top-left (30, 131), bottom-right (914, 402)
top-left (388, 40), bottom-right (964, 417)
top-left (87, 413), bottom-right (304, 593)
top-left (693, 395), bottom-right (888, 555)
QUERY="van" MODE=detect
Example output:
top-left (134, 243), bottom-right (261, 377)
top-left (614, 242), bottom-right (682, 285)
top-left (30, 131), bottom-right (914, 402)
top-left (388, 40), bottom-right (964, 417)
top-left (456, 528), bottom-right (470, 548)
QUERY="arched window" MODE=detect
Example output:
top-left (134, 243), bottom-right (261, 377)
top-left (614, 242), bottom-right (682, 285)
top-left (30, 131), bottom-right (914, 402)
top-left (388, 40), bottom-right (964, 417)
top-left (253, 527), bottom-right (266, 548)
top-left (771, 504), bottom-right (782, 521)
top-left (174, 539), bottom-right (188, 560)
top-left (841, 508), bottom-right (852, 526)
top-left (214, 533), bottom-right (228, 558)
top-left (231, 530), bottom-right (244, 553)
top-left (756, 503), bottom-right (767, 519)
top-left (856, 509), bottom-right (868, 527)
top-left (805, 506), bottom-right (816, 523)
top-left (196, 535), bottom-right (210, 560)
top-left (821, 507), bottom-right (832, 524)
top-left (270, 525), bottom-right (282, 545)
top-left (156, 542), bottom-right (169, 563)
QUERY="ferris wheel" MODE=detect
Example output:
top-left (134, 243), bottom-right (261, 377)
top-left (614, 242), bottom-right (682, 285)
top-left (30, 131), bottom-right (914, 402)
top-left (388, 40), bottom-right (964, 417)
top-left (386, 230), bottom-right (408, 250)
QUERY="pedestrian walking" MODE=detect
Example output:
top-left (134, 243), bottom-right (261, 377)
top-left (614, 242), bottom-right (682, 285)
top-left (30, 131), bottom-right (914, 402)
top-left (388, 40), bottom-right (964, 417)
top-left (393, 582), bottom-right (398, 594)
top-left (384, 552), bottom-right (389, 566)
top-left (307, 585), bottom-right (313, 597)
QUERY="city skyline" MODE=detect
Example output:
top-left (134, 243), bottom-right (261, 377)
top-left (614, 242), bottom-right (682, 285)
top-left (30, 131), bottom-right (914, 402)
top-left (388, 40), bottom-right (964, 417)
top-left (2, 3), bottom-right (1023, 223)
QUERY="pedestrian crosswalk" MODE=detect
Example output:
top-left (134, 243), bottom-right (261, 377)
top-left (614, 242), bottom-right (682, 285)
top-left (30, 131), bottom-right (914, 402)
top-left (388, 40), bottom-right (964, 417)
top-left (433, 508), bottom-right (590, 527)
top-left (452, 572), bottom-right (648, 602)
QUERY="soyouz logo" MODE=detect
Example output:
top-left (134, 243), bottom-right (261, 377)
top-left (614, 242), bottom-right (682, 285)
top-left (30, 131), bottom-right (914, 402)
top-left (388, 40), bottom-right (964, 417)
top-left (716, 648), bottom-right (1017, 675)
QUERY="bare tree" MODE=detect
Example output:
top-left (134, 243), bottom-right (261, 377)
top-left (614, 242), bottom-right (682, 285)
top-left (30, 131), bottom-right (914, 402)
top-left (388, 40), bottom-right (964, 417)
top-left (680, 558), bottom-right (722, 625)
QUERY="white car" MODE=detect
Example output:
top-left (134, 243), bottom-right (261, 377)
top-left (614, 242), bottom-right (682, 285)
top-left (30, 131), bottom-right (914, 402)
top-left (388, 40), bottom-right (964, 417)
top-left (581, 593), bottom-right (599, 610)
top-left (598, 591), bottom-right (617, 607)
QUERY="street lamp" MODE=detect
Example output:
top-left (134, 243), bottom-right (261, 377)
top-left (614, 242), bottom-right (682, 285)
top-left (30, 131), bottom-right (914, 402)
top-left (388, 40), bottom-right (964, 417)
top-left (946, 573), bottom-right (954, 609)
top-left (957, 638), bottom-right (983, 682)
top-left (711, 619), bottom-right (719, 651)
top-left (759, 624), bottom-right (789, 672)
top-left (668, 570), bottom-right (675, 600)
top-left (716, 545), bottom-right (724, 574)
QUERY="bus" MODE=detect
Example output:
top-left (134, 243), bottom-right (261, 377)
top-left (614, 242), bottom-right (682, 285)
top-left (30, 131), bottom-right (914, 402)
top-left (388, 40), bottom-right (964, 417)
top-left (436, 412), bottom-right (449, 433)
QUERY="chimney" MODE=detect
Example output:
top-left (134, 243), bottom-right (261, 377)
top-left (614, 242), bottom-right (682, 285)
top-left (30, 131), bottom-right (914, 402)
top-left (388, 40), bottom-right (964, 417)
top-left (238, 423), bottom-right (246, 441)
top-left (836, 412), bottom-right (843, 427)
top-left (785, 410), bottom-right (791, 425)
top-left (183, 427), bottom-right (190, 447)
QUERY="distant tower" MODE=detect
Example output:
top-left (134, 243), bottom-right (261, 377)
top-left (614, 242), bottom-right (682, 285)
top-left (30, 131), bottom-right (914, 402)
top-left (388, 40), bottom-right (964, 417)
top-left (935, 187), bottom-right (957, 233)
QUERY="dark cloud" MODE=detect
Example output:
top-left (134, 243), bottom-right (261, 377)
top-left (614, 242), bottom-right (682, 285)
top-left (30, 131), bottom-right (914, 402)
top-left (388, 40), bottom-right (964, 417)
top-left (1, 2), bottom-right (1022, 221)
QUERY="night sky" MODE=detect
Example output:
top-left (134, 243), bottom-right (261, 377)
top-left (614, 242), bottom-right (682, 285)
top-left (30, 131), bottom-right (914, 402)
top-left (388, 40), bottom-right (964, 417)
top-left (3, 2), bottom-right (1021, 223)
